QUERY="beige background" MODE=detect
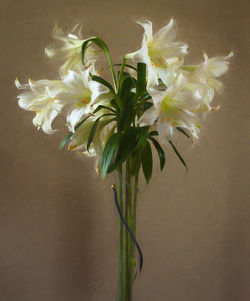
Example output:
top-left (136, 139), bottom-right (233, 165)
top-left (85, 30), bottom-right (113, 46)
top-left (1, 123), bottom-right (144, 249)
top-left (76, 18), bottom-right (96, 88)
top-left (0, 0), bottom-right (249, 300)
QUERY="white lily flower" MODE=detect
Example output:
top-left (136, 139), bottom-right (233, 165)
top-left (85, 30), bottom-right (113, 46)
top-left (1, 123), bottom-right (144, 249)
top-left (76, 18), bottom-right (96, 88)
top-left (68, 110), bottom-right (116, 173)
top-left (139, 74), bottom-right (202, 143)
top-left (15, 78), bottom-right (64, 134)
top-left (189, 51), bottom-right (233, 92)
top-left (45, 24), bottom-right (100, 76)
top-left (54, 64), bottom-right (110, 132)
top-left (127, 19), bottom-right (188, 87)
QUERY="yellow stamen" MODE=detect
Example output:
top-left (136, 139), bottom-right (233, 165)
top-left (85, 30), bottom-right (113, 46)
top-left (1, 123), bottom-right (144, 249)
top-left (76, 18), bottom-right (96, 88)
top-left (69, 144), bottom-right (77, 151)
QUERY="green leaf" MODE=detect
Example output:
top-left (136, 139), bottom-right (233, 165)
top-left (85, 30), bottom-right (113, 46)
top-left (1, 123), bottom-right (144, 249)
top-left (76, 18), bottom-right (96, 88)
top-left (143, 101), bottom-right (153, 112)
top-left (141, 141), bottom-right (153, 184)
top-left (93, 104), bottom-right (116, 114)
top-left (60, 132), bottom-right (73, 151)
top-left (148, 131), bottom-right (158, 137)
top-left (149, 137), bottom-right (166, 171)
top-left (82, 37), bottom-right (109, 65)
top-left (113, 63), bottom-right (137, 71)
top-left (113, 128), bottom-right (138, 168)
top-left (110, 98), bottom-right (120, 112)
top-left (81, 37), bottom-right (117, 91)
top-left (60, 115), bottom-right (91, 151)
top-left (91, 75), bottom-right (115, 93)
top-left (101, 133), bottom-right (121, 178)
top-left (140, 92), bottom-right (152, 102)
top-left (137, 63), bottom-right (146, 96)
top-left (117, 76), bottom-right (135, 131)
top-left (169, 140), bottom-right (188, 172)
top-left (75, 115), bottom-right (91, 130)
top-left (86, 113), bottom-right (115, 151)
top-left (176, 127), bottom-right (190, 139)
top-left (87, 118), bottom-right (100, 151)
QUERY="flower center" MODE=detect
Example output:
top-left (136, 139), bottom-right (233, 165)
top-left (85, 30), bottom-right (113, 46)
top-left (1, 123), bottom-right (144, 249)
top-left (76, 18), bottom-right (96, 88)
top-left (76, 99), bottom-right (91, 107)
top-left (160, 96), bottom-right (179, 125)
top-left (148, 42), bottom-right (167, 68)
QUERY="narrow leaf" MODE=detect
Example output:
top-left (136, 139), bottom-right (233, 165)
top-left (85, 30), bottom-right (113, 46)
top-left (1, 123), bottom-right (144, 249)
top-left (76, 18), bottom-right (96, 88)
top-left (91, 75), bottom-right (115, 93)
top-left (101, 133), bottom-right (121, 178)
top-left (113, 63), bottom-right (137, 71)
top-left (176, 127), bottom-right (190, 139)
top-left (93, 104), bottom-right (116, 114)
top-left (141, 141), bottom-right (153, 184)
top-left (148, 131), bottom-right (158, 137)
top-left (149, 137), bottom-right (166, 170)
top-left (169, 140), bottom-right (188, 172)
top-left (137, 63), bottom-right (146, 96)
top-left (87, 118), bottom-right (100, 151)
top-left (60, 132), bottom-right (73, 151)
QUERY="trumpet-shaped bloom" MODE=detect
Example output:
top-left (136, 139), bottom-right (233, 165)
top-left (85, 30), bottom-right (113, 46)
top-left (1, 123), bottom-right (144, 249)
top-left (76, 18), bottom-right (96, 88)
top-left (15, 78), bottom-right (64, 134)
top-left (54, 64), bottom-right (110, 132)
top-left (68, 111), bottom-right (115, 173)
top-left (45, 25), bottom-right (100, 76)
top-left (187, 51), bottom-right (233, 92)
top-left (139, 74), bottom-right (203, 143)
top-left (127, 19), bottom-right (188, 87)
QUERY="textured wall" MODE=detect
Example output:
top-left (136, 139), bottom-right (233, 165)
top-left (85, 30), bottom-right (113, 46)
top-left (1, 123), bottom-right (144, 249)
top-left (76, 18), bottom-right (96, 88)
top-left (0, 0), bottom-right (249, 300)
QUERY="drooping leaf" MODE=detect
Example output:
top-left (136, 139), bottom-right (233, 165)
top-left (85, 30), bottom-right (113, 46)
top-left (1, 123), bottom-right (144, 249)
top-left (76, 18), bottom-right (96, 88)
top-left (176, 127), bottom-right (190, 139)
top-left (81, 37), bottom-right (117, 89)
top-left (149, 137), bottom-right (166, 171)
top-left (169, 140), bottom-right (188, 172)
top-left (141, 141), bottom-right (153, 184)
top-left (75, 115), bottom-right (91, 130)
top-left (87, 118), bottom-right (100, 151)
top-left (60, 132), bottom-right (73, 151)
top-left (86, 113), bottom-right (116, 151)
top-left (93, 104), bottom-right (116, 114)
top-left (101, 133), bottom-right (122, 178)
top-left (91, 75), bottom-right (115, 93)
top-left (148, 131), bottom-right (158, 137)
top-left (113, 63), bottom-right (137, 71)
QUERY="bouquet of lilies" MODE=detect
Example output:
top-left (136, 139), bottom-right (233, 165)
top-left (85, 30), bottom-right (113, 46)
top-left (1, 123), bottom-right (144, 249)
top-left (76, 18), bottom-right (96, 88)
top-left (15, 18), bottom-right (232, 300)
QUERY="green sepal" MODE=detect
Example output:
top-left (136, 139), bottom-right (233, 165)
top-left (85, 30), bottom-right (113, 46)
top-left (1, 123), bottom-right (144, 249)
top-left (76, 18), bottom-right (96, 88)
top-left (169, 140), bottom-right (188, 172)
top-left (141, 141), bottom-right (153, 184)
top-left (149, 137), bottom-right (166, 171)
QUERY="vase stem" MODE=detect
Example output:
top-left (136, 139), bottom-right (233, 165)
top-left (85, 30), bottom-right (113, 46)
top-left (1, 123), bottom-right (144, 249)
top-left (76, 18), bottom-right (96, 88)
top-left (117, 159), bottom-right (139, 301)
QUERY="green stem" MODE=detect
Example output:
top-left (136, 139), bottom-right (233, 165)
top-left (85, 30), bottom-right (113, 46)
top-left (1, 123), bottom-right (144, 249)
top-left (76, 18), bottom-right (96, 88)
top-left (117, 165), bottom-right (124, 301)
top-left (117, 158), bottom-right (139, 301)
top-left (118, 56), bottom-right (126, 91)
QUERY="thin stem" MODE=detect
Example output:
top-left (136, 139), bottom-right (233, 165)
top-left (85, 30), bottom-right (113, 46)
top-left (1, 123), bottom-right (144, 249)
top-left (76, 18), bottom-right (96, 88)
top-left (132, 173), bottom-right (139, 260)
top-left (106, 52), bottom-right (118, 93)
top-left (117, 165), bottom-right (124, 301)
top-left (118, 56), bottom-right (126, 92)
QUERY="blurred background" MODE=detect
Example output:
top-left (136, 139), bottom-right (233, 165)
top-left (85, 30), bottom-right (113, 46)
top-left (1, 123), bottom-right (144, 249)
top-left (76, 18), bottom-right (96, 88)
top-left (0, 0), bottom-right (249, 300)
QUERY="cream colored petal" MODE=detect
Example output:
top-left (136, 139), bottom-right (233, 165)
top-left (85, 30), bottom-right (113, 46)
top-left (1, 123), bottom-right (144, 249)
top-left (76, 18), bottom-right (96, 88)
top-left (138, 105), bottom-right (158, 126)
